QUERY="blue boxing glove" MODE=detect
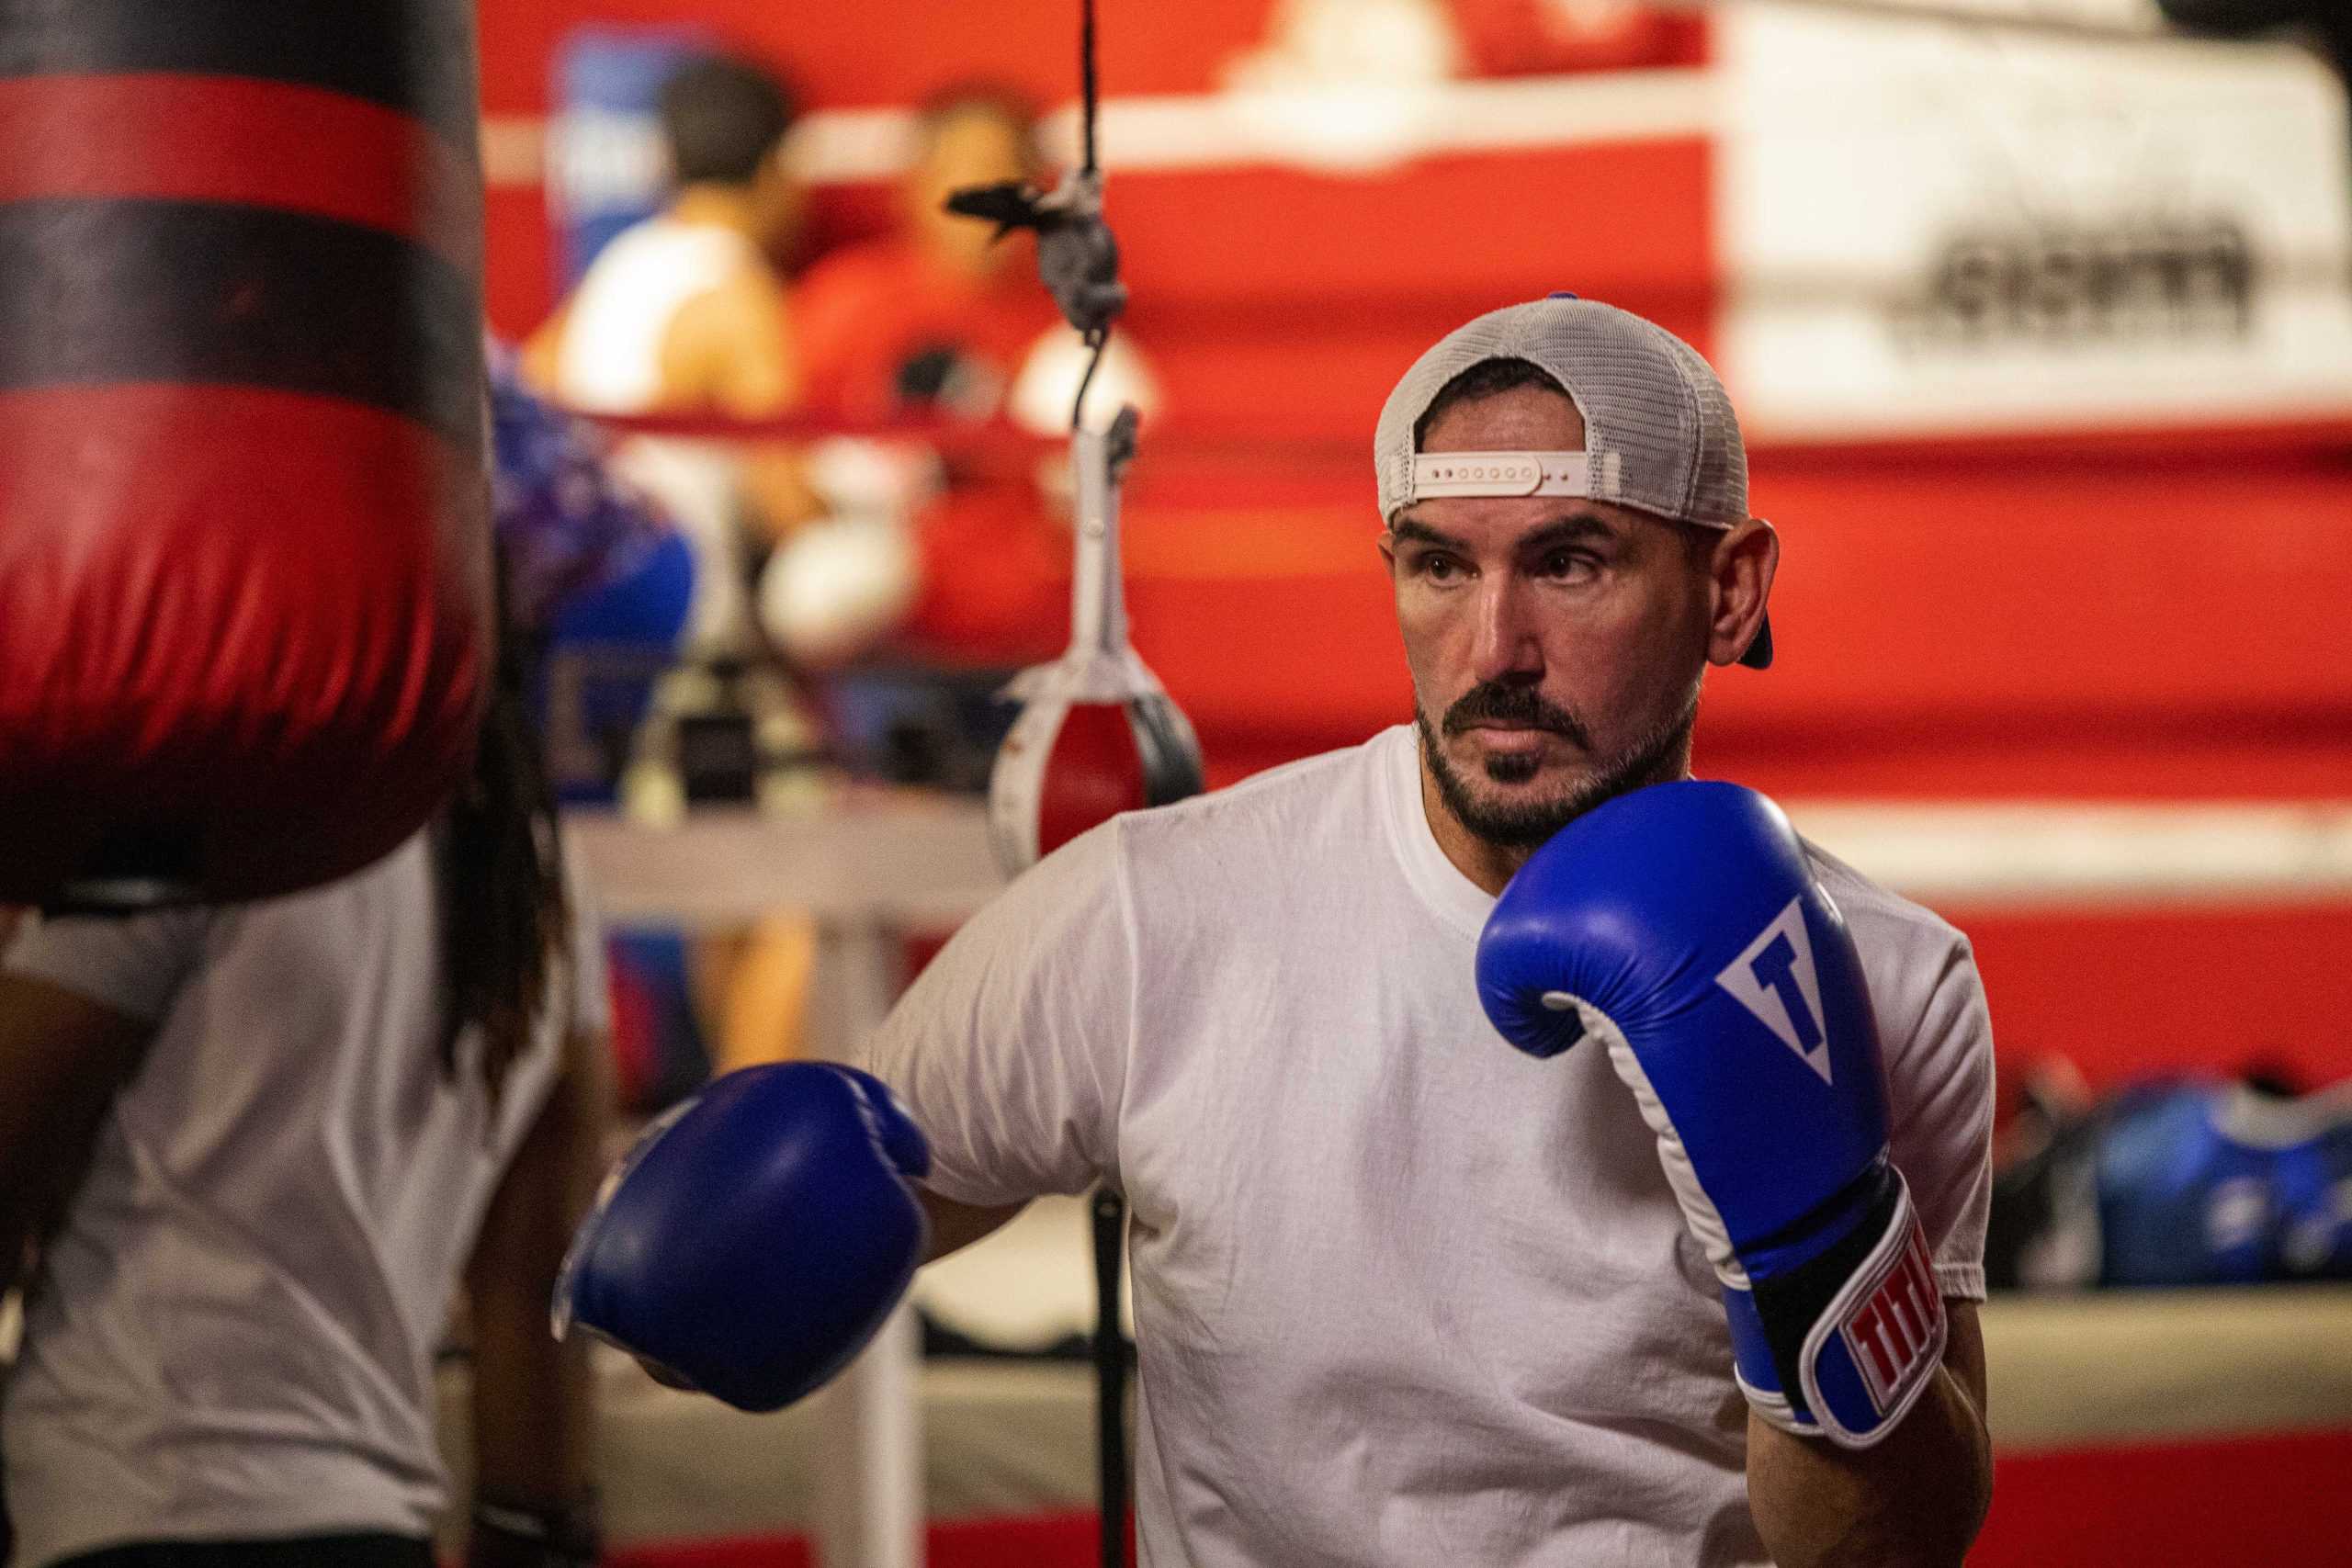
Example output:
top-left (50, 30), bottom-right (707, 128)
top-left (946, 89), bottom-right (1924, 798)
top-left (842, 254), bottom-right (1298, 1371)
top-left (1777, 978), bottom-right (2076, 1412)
top-left (1477, 782), bottom-right (1945, 1449)
top-left (554, 1063), bottom-right (932, 1412)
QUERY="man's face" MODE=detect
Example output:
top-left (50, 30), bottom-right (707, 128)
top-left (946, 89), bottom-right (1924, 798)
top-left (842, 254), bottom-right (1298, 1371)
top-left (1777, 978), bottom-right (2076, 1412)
top-left (1385, 384), bottom-right (1714, 848)
top-left (909, 107), bottom-right (1034, 274)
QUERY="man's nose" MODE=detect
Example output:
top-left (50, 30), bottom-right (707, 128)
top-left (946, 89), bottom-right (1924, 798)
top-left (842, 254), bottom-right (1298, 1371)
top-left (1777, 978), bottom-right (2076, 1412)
top-left (1468, 577), bottom-right (1544, 685)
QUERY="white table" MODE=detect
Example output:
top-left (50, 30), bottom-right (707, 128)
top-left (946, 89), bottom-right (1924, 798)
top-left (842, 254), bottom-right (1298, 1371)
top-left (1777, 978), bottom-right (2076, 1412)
top-left (568, 795), bottom-right (1005, 1568)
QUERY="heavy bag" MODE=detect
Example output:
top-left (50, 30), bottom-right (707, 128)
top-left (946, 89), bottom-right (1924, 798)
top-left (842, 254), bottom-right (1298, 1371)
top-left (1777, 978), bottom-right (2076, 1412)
top-left (0, 0), bottom-right (492, 908)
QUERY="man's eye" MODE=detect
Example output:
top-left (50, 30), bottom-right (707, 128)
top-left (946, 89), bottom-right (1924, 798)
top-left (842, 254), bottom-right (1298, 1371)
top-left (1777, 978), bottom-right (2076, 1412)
top-left (1538, 549), bottom-right (1594, 580)
top-left (1419, 554), bottom-right (1464, 581)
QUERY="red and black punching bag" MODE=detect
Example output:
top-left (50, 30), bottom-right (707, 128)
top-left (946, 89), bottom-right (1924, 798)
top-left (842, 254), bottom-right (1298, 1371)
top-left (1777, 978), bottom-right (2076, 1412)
top-left (0, 0), bottom-right (492, 908)
top-left (989, 408), bottom-right (1202, 874)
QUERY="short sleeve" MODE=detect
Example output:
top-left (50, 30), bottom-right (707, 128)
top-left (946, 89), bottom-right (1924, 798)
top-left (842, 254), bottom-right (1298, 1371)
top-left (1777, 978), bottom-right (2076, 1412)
top-left (854, 820), bottom-right (1136, 1209)
top-left (3, 904), bottom-right (213, 1023)
top-left (1884, 938), bottom-right (1996, 1303)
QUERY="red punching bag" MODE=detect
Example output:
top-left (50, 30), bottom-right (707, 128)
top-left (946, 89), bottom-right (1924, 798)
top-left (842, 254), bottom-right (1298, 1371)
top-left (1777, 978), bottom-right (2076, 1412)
top-left (989, 406), bottom-right (1203, 874)
top-left (0, 0), bottom-right (492, 908)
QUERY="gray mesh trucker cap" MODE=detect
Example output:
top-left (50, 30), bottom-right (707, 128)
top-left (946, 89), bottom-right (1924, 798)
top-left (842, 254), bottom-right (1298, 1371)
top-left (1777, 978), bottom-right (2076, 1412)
top-left (1375, 295), bottom-right (1772, 670)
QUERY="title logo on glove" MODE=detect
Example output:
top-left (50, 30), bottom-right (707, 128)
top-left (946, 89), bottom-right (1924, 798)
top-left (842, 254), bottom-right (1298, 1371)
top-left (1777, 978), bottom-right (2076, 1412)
top-left (1715, 898), bottom-right (1831, 1084)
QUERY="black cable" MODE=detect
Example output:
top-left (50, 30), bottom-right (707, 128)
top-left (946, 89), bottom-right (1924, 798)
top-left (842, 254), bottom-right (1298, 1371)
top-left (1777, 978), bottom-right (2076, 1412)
top-left (1080, 0), bottom-right (1100, 175)
top-left (1071, 10), bottom-right (1131, 1546)
top-left (1070, 0), bottom-right (1111, 434)
top-left (1092, 1187), bottom-right (1129, 1568)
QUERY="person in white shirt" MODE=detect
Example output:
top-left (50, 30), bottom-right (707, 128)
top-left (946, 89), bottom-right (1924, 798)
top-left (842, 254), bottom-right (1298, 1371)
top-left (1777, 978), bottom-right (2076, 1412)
top-left (558, 296), bottom-right (1997, 1567)
top-left (860, 299), bottom-right (1996, 1566)
top-left (0, 401), bottom-right (625, 1567)
top-left (524, 50), bottom-right (813, 657)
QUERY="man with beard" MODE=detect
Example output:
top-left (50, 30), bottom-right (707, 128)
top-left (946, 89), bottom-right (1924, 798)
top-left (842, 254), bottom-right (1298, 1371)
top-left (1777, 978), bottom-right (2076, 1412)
top-left (571, 297), bottom-right (1997, 1565)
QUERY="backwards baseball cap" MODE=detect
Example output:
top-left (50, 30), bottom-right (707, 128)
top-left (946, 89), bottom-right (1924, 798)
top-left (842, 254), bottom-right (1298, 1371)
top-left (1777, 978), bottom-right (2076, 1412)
top-left (1374, 294), bottom-right (1771, 671)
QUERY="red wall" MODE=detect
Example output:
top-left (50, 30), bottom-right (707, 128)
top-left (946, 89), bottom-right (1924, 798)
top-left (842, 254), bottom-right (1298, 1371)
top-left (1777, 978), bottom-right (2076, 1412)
top-left (475, 2), bottom-right (1711, 353)
top-left (481, 0), bottom-right (2352, 1090)
top-left (1115, 433), bottom-right (2352, 802)
top-left (479, 0), bottom-right (1330, 333)
top-left (482, 0), bottom-right (1295, 113)
top-left (1959, 903), bottom-right (2352, 1092)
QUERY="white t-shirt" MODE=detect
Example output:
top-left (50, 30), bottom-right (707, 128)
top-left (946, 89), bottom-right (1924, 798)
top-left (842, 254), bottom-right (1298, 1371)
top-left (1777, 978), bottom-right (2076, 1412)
top-left (1, 830), bottom-right (608, 1566)
top-left (552, 214), bottom-right (763, 416)
top-left (552, 213), bottom-right (770, 658)
top-left (862, 724), bottom-right (1994, 1568)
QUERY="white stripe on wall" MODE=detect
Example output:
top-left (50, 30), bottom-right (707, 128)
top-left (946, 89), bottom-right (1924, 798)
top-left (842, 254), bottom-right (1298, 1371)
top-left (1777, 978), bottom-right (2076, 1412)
top-left (568, 798), bottom-right (2352, 927)
top-left (1790, 801), bottom-right (2352, 907)
top-left (481, 66), bottom-right (1718, 192)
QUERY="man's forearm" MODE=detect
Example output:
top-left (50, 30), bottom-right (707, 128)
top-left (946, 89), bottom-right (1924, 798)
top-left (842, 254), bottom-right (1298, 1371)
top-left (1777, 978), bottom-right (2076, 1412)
top-left (467, 1033), bottom-right (608, 1519)
top-left (1745, 1321), bottom-right (1992, 1568)
top-left (470, 1285), bottom-right (596, 1507)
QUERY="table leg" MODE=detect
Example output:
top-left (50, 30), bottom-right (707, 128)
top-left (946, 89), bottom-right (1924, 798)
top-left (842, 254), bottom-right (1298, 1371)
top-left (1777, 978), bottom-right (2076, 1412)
top-left (811, 919), bottom-right (925, 1568)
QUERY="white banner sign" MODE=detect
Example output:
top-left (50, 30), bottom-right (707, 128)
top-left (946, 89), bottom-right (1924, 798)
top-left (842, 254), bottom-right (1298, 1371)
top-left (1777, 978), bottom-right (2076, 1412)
top-left (1718, 2), bottom-right (2352, 437)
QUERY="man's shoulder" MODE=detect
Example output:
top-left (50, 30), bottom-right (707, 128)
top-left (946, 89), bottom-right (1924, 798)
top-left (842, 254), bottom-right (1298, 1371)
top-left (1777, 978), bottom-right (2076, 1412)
top-left (1800, 839), bottom-right (1979, 1028)
top-left (1801, 839), bottom-right (1965, 950)
top-left (1110, 730), bottom-right (1401, 870)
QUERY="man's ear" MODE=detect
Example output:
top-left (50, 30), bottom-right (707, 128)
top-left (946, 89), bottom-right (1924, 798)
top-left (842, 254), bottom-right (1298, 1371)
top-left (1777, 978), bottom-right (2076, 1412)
top-left (1707, 518), bottom-right (1778, 669)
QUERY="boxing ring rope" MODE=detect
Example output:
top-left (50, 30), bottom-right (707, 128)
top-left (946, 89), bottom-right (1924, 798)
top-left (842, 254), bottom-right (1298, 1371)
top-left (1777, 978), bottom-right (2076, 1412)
top-left (562, 403), bottom-right (1381, 471)
top-left (556, 400), bottom-right (2352, 479)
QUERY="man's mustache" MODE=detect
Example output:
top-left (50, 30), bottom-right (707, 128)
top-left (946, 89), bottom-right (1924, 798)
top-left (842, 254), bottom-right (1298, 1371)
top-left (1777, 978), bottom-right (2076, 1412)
top-left (1442, 684), bottom-right (1591, 749)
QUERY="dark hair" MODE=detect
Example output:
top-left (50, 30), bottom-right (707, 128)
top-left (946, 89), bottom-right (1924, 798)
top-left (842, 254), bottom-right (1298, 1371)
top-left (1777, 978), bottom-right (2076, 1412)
top-left (1411, 356), bottom-right (1570, 448)
top-left (434, 558), bottom-right (570, 1110)
top-left (660, 53), bottom-right (797, 187)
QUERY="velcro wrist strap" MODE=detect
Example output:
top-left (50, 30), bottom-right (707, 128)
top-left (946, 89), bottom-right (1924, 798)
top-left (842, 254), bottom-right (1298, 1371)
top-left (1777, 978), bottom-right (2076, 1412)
top-left (1746, 1168), bottom-right (1947, 1449)
top-left (1799, 1189), bottom-right (1946, 1447)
